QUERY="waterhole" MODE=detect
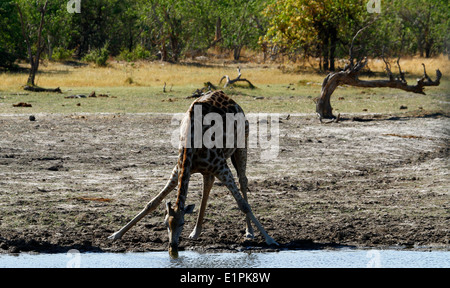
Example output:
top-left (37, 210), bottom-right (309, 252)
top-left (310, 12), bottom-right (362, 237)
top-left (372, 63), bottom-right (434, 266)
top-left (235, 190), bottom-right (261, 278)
top-left (0, 249), bottom-right (448, 268)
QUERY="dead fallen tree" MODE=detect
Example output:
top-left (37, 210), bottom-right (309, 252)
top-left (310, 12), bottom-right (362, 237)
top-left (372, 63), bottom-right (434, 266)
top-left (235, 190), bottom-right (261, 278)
top-left (24, 85), bottom-right (62, 93)
top-left (186, 82), bottom-right (217, 99)
top-left (314, 22), bottom-right (441, 123)
top-left (219, 67), bottom-right (255, 88)
top-left (315, 58), bottom-right (441, 122)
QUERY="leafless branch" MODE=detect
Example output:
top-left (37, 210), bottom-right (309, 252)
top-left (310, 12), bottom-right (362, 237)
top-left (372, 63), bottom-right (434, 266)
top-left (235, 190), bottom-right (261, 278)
top-left (219, 67), bottom-right (255, 88)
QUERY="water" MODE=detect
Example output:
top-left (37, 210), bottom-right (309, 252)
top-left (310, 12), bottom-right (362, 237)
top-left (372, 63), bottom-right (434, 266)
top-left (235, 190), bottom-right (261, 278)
top-left (0, 249), bottom-right (448, 268)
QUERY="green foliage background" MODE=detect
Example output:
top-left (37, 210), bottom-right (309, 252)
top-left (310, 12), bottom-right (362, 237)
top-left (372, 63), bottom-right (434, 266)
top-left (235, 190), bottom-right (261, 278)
top-left (1, 0), bottom-right (448, 69)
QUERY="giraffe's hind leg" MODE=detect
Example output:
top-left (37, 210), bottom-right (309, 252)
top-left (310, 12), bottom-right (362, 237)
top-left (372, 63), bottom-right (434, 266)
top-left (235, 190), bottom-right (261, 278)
top-left (189, 173), bottom-right (215, 240)
top-left (231, 149), bottom-right (254, 239)
top-left (108, 165), bottom-right (178, 240)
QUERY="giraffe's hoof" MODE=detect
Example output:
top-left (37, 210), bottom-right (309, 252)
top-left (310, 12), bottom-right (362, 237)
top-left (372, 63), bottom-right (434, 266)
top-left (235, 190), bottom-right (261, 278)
top-left (266, 238), bottom-right (279, 246)
top-left (245, 232), bottom-right (255, 239)
top-left (107, 232), bottom-right (122, 240)
top-left (189, 229), bottom-right (201, 240)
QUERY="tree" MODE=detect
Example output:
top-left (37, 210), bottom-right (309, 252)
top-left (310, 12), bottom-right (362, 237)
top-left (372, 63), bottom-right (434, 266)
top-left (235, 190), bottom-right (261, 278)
top-left (0, 0), bottom-right (24, 69)
top-left (16, 0), bottom-right (49, 88)
top-left (69, 0), bottom-right (122, 57)
top-left (315, 30), bottom-right (442, 121)
top-left (263, 0), bottom-right (367, 70)
top-left (363, 0), bottom-right (449, 59)
top-left (45, 0), bottom-right (75, 60)
top-left (218, 0), bottom-right (267, 61)
top-left (16, 0), bottom-right (66, 91)
top-left (396, 0), bottom-right (449, 58)
top-left (138, 0), bottom-right (184, 62)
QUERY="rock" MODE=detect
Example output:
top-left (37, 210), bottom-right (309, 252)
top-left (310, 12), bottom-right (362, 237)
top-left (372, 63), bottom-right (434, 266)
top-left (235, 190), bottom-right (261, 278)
top-left (64, 95), bottom-right (86, 99)
top-left (48, 164), bottom-right (63, 171)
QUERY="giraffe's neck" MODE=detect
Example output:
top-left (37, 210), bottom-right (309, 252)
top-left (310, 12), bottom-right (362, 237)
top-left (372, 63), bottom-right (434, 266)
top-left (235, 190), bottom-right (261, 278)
top-left (175, 105), bottom-right (197, 211)
top-left (175, 147), bottom-right (193, 210)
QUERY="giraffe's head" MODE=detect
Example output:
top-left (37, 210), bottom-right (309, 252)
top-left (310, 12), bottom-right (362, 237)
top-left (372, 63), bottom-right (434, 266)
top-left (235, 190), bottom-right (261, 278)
top-left (164, 201), bottom-right (195, 259)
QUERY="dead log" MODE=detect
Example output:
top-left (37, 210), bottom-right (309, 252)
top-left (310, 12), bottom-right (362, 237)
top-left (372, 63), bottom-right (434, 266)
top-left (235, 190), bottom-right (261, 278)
top-left (186, 82), bottom-right (217, 99)
top-left (13, 102), bottom-right (32, 107)
top-left (315, 57), bottom-right (441, 122)
top-left (24, 85), bottom-right (62, 93)
top-left (219, 67), bottom-right (255, 88)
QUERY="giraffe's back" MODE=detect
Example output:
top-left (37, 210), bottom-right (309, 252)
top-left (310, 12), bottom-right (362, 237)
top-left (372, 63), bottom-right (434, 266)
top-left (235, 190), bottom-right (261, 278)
top-left (179, 91), bottom-right (248, 174)
top-left (194, 90), bottom-right (244, 114)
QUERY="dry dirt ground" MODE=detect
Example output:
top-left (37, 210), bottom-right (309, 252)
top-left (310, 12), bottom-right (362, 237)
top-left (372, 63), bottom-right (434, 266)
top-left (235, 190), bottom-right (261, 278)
top-left (0, 111), bottom-right (448, 254)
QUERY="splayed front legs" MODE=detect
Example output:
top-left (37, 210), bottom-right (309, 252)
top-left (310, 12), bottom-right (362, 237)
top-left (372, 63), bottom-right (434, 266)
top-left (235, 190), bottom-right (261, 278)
top-left (109, 165), bottom-right (277, 249)
top-left (108, 166), bottom-right (178, 240)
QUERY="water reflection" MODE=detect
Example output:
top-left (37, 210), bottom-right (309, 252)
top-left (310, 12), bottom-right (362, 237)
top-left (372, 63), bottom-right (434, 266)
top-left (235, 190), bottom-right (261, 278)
top-left (170, 251), bottom-right (260, 268)
top-left (0, 249), bottom-right (448, 268)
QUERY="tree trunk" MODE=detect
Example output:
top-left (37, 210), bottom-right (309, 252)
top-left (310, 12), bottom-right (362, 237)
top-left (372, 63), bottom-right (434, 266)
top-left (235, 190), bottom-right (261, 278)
top-left (160, 37), bottom-right (168, 62)
top-left (128, 27), bottom-right (133, 52)
top-left (215, 17), bottom-right (222, 53)
top-left (425, 39), bottom-right (433, 58)
top-left (170, 36), bottom-right (179, 62)
top-left (418, 39), bottom-right (424, 57)
top-left (322, 43), bottom-right (328, 71)
top-left (27, 60), bottom-right (39, 87)
top-left (321, 32), bottom-right (329, 71)
top-left (329, 28), bottom-right (337, 71)
top-left (315, 58), bottom-right (442, 121)
top-left (233, 46), bottom-right (242, 61)
top-left (48, 34), bottom-right (53, 61)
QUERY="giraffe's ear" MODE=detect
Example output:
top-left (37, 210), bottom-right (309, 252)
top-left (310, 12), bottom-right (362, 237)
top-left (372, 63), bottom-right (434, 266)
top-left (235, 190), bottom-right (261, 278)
top-left (184, 204), bottom-right (195, 214)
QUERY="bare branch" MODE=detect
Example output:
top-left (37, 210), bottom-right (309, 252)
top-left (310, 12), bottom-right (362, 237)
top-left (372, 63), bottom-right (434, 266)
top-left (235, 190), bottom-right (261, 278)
top-left (349, 17), bottom-right (379, 67)
top-left (16, 3), bottom-right (33, 63)
top-left (396, 57), bottom-right (406, 82)
top-left (219, 67), bottom-right (255, 88)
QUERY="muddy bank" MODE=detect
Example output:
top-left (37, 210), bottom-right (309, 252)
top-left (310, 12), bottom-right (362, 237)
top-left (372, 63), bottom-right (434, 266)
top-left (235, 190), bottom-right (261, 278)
top-left (0, 112), bottom-right (448, 254)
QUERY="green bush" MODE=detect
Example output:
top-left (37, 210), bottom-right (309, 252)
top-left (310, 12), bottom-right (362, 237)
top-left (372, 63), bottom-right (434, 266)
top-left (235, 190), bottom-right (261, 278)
top-left (51, 47), bottom-right (75, 61)
top-left (117, 44), bottom-right (152, 62)
top-left (83, 43), bottom-right (109, 66)
top-left (0, 47), bottom-right (17, 69)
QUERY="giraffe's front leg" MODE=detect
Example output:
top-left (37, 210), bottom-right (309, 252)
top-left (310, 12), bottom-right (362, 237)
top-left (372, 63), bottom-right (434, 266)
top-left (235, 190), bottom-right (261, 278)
top-left (231, 149), bottom-right (254, 239)
top-left (214, 165), bottom-right (278, 246)
top-left (108, 165), bottom-right (178, 240)
top-left (189, 174), bottom-right (214, 240)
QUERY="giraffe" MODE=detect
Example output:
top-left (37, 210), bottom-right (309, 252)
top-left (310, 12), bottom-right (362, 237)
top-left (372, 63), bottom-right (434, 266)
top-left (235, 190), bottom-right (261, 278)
top-left (108, 90), bottom-right (278, 258)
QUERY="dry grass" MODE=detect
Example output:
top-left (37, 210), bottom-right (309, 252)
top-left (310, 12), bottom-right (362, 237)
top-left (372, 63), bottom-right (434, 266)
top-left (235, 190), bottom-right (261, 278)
top-left (1, 54), bottom-right (447, 89)
top-left (365, 54), bottom-right (450, 77)
top-left (0, 61), bottom-right (324, 89)
top-left (0, 55), bottom-right (448, 114)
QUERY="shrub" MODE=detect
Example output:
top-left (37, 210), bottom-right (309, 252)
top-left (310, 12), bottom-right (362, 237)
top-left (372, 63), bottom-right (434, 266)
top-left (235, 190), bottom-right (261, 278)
top-left (51, 47), bottom-right (75, 61)
top-left (83, 43), bottom-right (109, 66)
top-left (117, 44), bottom-right (152, 62)
top-left (0, 47), bottom-right (17, 69)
